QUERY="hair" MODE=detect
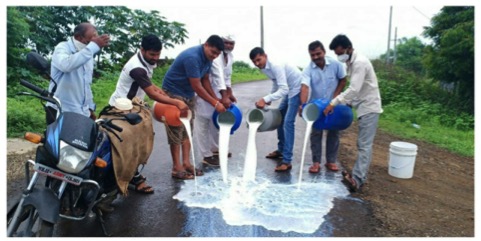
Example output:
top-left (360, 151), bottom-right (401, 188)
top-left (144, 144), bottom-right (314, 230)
top-left (308, 40), bottom-right (325, 52)
top-left (206, 35), bottom-right (225, 51)
top-left (249, 47), bottom-right (265, 60)
top-left (329, 34), bottom-right (352, 50)
top-left (73, 22), bottom-right (94, 38)
top-left (141, 34), bottom-right (162, 51)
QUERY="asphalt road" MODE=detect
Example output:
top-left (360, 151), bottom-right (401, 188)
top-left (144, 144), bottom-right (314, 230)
top-left (47, 80), bottom-right (378, 237)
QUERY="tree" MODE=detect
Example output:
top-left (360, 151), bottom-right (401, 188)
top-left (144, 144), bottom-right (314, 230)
top-left (422, 6), bottom-right (474, 114)
top-left (394, 37), bottom-right (426, 75)
top-left (7, 6), bottom-right (188, 81)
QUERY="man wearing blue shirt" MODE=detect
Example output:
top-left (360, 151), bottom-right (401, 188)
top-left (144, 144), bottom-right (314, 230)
top-left (46, 22), bottom-right (110, 124)
top-left (249, 47), bottom-right (303, 172)
top-left (162, 35), bottom-right (227, 180)
top-left (300, 40), bottom-right (347, 173)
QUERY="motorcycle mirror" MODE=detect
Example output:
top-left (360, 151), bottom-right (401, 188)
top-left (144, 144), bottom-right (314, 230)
top-left (26, 51), bottom-right (50, 74)
top-left (125, 113), bottom-right (143, 125)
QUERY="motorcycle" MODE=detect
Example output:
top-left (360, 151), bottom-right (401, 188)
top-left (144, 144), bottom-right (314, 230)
top-left (6, 52), bottom-right (142, 237)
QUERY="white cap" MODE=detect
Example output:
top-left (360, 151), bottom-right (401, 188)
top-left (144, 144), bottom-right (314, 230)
top-left (114, 98), bottom-right (133, 111)
top-left (222, 34), bottom-right (236, 42)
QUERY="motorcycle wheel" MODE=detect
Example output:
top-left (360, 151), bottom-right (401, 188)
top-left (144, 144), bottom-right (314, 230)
top-left (7, 204), bottom-right (54, 237)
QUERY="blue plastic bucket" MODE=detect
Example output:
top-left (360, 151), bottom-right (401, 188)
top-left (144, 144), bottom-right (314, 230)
top-left (212, 103), bottom-right (243, 134)
top-left (306, 98), bottom-right (353, 130)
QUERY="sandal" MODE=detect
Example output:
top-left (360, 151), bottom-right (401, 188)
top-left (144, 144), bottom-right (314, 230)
top-left (325, 163), bottom-right (339, 172)
top-left (266, 150), bottom-right (283, 159)
top-left (341, 171), bottom-right (358, 192)
top-left (308, 164), bottom-right (320, 173)
top-left (135, 183), bottom-right (154, 194)
top-left (185, 166), bottom-right (204, 176)
top-left (275, 163), bottom-right (292, 172)
top-left (171, 171), bottom-right (195, 180)
top-left (130, 174), bottom-right (147, 186)
top-left (130, 175), bottom-right (155, 194)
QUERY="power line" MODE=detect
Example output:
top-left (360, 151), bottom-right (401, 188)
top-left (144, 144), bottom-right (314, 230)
top-left (412, 6), bottom-right (432, 20)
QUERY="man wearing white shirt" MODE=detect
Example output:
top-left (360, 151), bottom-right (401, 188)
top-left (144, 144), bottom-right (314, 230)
top-left (195, 35), bottom-right (237, 166)
top-left (249, 47), bottom-right (303, 172)
top-left (324, 34), bottom-right (383, 192)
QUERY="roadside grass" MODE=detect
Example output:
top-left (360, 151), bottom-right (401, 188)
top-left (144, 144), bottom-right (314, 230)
top-left (6, 65), bottom-right (473, 158)
top-left (378, 104), bottom-right (474, 157)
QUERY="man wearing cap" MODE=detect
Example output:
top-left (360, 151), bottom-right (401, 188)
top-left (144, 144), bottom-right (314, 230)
top-left (162, 35), bottom-right (227, 180)
top-left (194, 34), bottom-right (237, 167)
top-left (107, 34), bottom-right (189, 194)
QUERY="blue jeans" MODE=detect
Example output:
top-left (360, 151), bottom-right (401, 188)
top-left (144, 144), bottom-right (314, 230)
top-left (352, 113), bottom-right (380, 187)
top-left (310, 129), bottom-right (339, 164)
top-left (277, 93), bottom-right (300, 164)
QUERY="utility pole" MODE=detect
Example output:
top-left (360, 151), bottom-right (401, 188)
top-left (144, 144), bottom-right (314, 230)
top-left (393, 27), bottom-right (398, 64)
top-left (386, 6), bottom-right (393, 64)
top-left (260, 6), bottom-right (264, 49)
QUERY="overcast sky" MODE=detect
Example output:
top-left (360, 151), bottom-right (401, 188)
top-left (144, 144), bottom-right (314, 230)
top-left (128, 3), bottom-right (443, 68)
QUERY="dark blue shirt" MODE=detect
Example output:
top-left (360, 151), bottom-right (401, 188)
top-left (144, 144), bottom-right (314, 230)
top-left (162, 45), bottom-right (212, 98)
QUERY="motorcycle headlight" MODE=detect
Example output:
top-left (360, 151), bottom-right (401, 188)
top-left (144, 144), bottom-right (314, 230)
top-left (57, 140), bottom-right (92, 173)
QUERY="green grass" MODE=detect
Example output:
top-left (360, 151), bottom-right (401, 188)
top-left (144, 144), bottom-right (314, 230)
top-left (378, 104), bottom-right (474, 157)
top-left (6, 65), bottom-right (474, 158)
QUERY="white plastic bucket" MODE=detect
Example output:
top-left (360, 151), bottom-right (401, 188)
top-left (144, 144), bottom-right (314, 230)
top-left (388, 142), bottom-right (418, 179)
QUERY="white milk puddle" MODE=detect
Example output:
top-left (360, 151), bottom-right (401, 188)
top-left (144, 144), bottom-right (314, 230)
top-left (297, 120), bottom-right (314, 189)
top-left (173, 171), bottom-right (349, 234)
top-left (243, 122), bottom-right (261, 182)
top-left (218, 123), bottom-right (232, 183)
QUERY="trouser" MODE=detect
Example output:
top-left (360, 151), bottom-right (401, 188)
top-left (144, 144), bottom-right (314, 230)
top-left (310, 129), bottom-right (339, 164)
top-left (194, 115), bottom-right (219, 158)
top-left (352, 113), bottom-right (380, 186)
top-left (276, 93), bottom-right (301, 164)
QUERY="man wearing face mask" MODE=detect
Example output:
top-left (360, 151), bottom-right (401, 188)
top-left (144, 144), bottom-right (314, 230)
top-left (46, 22), bottom-right (110, 125)
top-left (299, 40), bottom-right (347, 174)
top-left (324, 34), bottom-right (383, 192)
top-left (194, 34), bottom-right (237, 167)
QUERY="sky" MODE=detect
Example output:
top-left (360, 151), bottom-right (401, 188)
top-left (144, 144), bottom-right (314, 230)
top-left (128, 4), bottom-right (443, 68)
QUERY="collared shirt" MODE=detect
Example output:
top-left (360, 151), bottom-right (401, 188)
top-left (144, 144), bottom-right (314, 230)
top-left (302, 56), bottom-right (346, 100)
top-left (48, 37), bottom-right (100, 116)
top-left (196, 51), bottom-right (234, 118)
top-left (162, 45), bottom-right (212, 99)
top-left (261, 59), bottom-right (302, 103)
top-left (209, 51), bottom-right (234, 96)
top-left (331, 50), bottom-right (383, 117)
top-left (108, 52), bottom-right (155, 106)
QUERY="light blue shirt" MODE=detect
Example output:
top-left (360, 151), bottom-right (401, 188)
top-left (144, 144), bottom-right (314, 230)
top-left (302, 56), bottom-right (346, 100)
top-left (48, 37), bottom-right (100, 116)
top-left (261, 60), bottom-right (302, 103)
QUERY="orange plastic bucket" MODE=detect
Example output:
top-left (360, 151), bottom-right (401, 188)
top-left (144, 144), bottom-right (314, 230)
top-left (152, 101), bottom-right (191, 126)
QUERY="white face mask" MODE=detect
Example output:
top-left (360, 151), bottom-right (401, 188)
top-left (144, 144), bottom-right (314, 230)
top-left (72, 37), bottom-right (87, 52)
top-left (337, 53), bottom-right (349, 63)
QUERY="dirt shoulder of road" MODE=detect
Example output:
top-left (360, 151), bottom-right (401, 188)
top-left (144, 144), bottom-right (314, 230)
top-left (6, 123), bottom-right (475, 237)
top-left (338, 123), bottom-right (474, 237)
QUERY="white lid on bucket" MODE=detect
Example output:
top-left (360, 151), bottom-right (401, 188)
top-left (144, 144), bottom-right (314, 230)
top-left (114, 98), bottom-right (133, 111)
top-left (390, 141), bottom-right (418, 151)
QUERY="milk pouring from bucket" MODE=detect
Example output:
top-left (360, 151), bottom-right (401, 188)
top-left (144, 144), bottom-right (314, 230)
top-left (212, 103), bottom-right (243, 134)
top-left (303, 98), bottom-right (353, 131)
top-left (152, 101), bottom-right (192, 126)
top-left (246, 108), bottom-right (283, 132)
